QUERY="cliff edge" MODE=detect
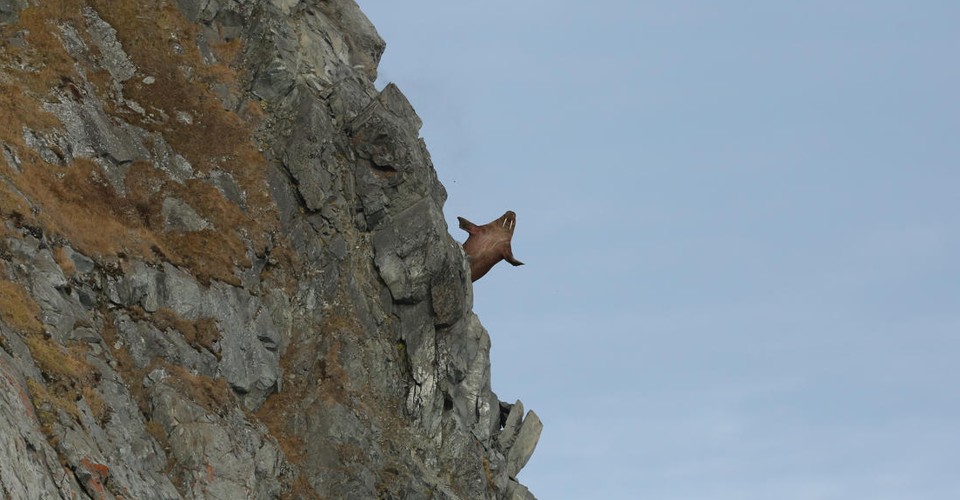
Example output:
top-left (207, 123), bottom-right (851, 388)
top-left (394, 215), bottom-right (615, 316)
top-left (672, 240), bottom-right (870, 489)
top-left (0, 0), bottom-right (540, 498)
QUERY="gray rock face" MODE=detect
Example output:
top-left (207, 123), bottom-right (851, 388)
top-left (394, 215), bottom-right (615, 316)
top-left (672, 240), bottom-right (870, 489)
top-left (0, 1), bottom-right (539, 498)
top-left (507, 410), bottom-right (543, 478)
top-left (104, 261), bottom-right (281, 409)
top-left (162, 197), bottom-right (213, 232)
top-left (0, 348), bottom-right (87, 499)
top-left (81, 7), bottom-right (136, 82)
top-left (0, 0), bottom-right (26, 25)
top-left (150, 383), bottom-right (282, 498)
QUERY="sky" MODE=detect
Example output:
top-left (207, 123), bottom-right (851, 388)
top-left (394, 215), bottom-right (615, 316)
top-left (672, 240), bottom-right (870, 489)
top-left (358, 2), bottom-right (960, 499)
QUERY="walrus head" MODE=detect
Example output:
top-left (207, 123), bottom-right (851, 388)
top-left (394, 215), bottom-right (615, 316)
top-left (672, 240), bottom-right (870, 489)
top-left (494, 211), bottom-right (517, 235)
top-left (457, 210), bottom-right (524, 281)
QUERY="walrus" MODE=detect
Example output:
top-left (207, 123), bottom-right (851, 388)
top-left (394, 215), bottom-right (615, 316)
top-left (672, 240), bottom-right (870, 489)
top-left (457, 211), bottom-right (524, 282)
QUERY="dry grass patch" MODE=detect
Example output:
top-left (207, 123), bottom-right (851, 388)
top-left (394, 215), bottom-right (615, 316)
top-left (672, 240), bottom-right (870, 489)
top-left (123, 163), bottom-right (253, 285)
top-left (14, 157), bottom-right (162, 260)
top-left (81, 385), bottom-right (110, 425)
top-left (255, 383), bottom-right (309, 469)
top-left (482, 457), bottom-right (496, 494)
top-left (146, 307), bottom-right (221, 358)
top-left (2, 1), bottom-right (85, 96)
top-left (27, 378), bottom-right (78, 439)
top-left (99, 308), bottom-right (153, 416)
top-left (53, 245), bottom-right (77, 275)
top-left (0, 1), bottom-right (83, 221)
top-left (0, 84), bottom-right (61, 151)
top-left (23, 334), bottom-right (101, 439)
top-left (210, 36), bottom-right (243, 63)
top-left (165, 364), bottom-right (234, 415)
top-left (24, 335), bottom-right (96, 382)
top-left (145, 419), bottom-right (171, 453)
top-left (86, 0), bottom-right (277, 222)
top-left (1, 0), bottom-right (280, 284)
top-left (256, 317), bottom-right (364, 471)
top-left (0, 279), bottom-right (43, 335)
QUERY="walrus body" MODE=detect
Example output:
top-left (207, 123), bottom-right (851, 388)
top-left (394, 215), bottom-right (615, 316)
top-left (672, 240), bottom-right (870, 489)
top-left (457, 211), bottom-right (524, 282)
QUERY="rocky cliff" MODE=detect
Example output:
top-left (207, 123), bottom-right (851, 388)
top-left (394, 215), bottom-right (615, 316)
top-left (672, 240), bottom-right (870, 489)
top-left (0, 1), bottom-right (540, 498)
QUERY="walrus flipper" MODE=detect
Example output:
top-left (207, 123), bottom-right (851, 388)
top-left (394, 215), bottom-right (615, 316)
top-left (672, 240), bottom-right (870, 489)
top-left (457, 217), bottom-right (480, 234)
top-left (504, 245), bottom-right (524, 266)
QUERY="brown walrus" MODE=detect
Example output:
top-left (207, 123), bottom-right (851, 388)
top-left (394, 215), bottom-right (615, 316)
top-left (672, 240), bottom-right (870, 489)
top-left (457, 211), bottom-right (524, 282)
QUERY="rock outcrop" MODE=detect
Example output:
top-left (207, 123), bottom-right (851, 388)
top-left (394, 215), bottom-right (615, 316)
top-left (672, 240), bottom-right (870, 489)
top-left (0, 1), bottom-right (540, 498)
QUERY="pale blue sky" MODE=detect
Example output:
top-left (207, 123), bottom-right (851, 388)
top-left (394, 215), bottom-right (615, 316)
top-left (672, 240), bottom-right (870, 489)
top-left (359, 2), bottom-right (960, 498)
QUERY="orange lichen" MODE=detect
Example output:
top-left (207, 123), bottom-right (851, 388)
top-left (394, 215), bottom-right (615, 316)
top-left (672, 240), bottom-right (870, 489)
top-left (79, 456), bottom-right (110, 499)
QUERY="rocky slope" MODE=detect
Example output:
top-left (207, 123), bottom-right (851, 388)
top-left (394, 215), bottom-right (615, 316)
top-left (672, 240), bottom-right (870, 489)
top-left (0, 1), bottom-right (540, 498)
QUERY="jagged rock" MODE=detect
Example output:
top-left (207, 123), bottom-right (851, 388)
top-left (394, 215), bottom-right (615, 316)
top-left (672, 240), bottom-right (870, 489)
top-left (279, 91), bottom-right (339, 212)
top-left (63, 245), bottom-right (96, 275)
top-left (251, 59), bottom-right (296, 102)
top-left (150, 135), bottom-right (194, 183)
top-left (209, 170), bottom-right (244, 207)
top-left (151, 384), bottom-right (282, 498)
top-left (106, 260), bottom-right (161, 310)
top-left (506, 479), bottom-right (538, 500)
top-left (313, 0), bottom-right (386, 81)
top-left (114, 313), bottom-right (216, 374)
top-left (82, 7), bottom-right (136, 82)
top-left (431, 248), bottom-right (469, 327)
top-left (499, 400), bottom-right (526, 449)
top-left (0, 349), bottom-right (87, 498)
top-left (0, 0), bottom-right (27, 25)
top-left (1, 142), bottom-right (21, 172)
top-left (350, 83), bottom-right (440, 231)
top-left (42, 80), bottom-right (150, 191)
top-left (0, 0), bottom-right (540, 497)
top-left (69, 326), bottom-right (99, 343)
top-left (372, 200), bottom-right (451, 304)
top-left (162, 197), bottom-right (213, 232)
top-left (440, 314), bottom-right (501, 441)
top-left (203, 281), bottom-right (281, 409)
top-left (506, 411), bottom-right (543, 478)
top-left (156, 262), bottom-right (205, 318)
top-left (17, 246), bottom-right (92, 342)
top-left (21, 127), bottom-right (71, 166)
